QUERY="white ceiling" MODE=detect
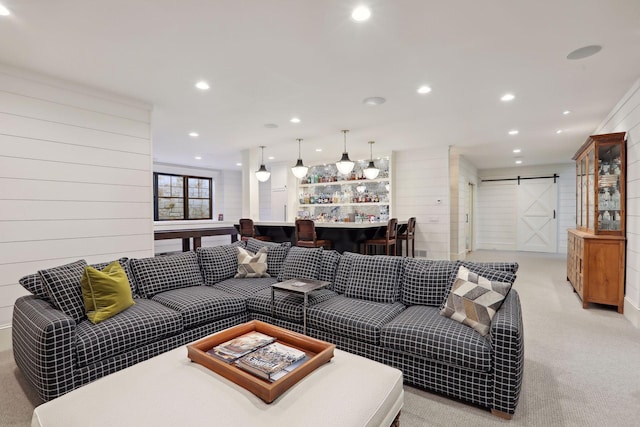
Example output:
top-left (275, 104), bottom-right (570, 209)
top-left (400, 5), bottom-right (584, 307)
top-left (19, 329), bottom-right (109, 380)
top-left (1, 1), bottom-right (639, 171)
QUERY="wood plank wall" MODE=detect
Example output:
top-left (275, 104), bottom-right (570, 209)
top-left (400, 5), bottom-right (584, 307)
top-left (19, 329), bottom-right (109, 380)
top-left (0, 66), bottom-right (153, 327)
top-left (394, 146), bottom-right (450, 259)
top-left (595, 78), bottom-right (640, 324)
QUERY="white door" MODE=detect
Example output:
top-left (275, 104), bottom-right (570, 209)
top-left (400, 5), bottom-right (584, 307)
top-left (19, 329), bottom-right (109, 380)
top-left (516, 179), bottom-right (557, 252)
top-left (465, 183), bottom-right (474, 253)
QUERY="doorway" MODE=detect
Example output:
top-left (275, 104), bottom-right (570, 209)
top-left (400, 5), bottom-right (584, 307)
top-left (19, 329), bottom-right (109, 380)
top-left (516, 178), bottom-right (558, 252)
top-left (465, 182), bottom-right (474, 253)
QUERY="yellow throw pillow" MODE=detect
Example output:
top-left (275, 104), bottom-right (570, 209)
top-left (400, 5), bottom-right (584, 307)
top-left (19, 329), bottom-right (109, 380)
top-left (81, 261), bottom-right (135, 324)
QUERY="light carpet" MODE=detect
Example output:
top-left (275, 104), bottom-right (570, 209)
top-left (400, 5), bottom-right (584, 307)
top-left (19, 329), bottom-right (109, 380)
top-left (1, 250), bottom-right (639, 426)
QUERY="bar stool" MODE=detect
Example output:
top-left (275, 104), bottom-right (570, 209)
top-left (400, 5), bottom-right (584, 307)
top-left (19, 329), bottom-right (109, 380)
top-left (238, 218), bottom-right (272, 242)
top-left (363, 218), bottom-right (398, 255)
top-left (295, 219), bottom-right (332, 249)
top-left (397, 217), bottom-right (416, 257)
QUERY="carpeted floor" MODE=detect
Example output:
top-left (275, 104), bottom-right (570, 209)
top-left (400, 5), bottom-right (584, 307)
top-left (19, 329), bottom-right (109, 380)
top-left (2, 250), bottom-right (639, 426)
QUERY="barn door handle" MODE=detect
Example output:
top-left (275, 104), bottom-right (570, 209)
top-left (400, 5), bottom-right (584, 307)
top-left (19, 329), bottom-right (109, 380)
top-left (553, 209), bottom-right (556, 219)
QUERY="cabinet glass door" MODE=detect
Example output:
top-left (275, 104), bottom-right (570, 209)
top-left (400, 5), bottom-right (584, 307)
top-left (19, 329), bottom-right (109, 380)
top-left (587, 150), bottom-right (595, 230)
top-left (597, 144), bottom-right (622, 231)
top-left (580, 157), bottom-right (587, 228)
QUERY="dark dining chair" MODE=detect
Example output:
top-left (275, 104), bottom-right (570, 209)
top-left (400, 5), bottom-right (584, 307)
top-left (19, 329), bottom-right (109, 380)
top-left (397, 217), bottom-right (416, 257)
top-left (238, 218), bottom-right (272, 242)
top-left (363, 218), bottom-right (398, 255)
top-left (295, 219), bottom-right (332, 249)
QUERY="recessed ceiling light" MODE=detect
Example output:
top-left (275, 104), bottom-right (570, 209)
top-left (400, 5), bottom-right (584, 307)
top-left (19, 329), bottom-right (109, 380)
top-left (567, 45), bottom-right (602, 60)
top-left (515, 160), bottom-right (523, 164)
top-left (195, 81), bottom-right (210, 90)
top-left (236, 163), bottom-right (242, 167)
top-left (315, 148), bottom-right (322, 152)
top-left (363, 96), bottom-right (386, 106)
top-left (501, 93), bottom-right (515, 102)
top-left (556, 129), bottom-right (563, 134)
top-left (508, 130), bottom-right (519, 135)
top-left (194, 156), bottom-right (202, 160)
top-left (189, 132), bottom-right (199, 137)
top-left (264, 123), bottom-right (278, 128)
top-left (290, 117), bottom-right (301, 124)
top-left (0, 4), bottom-right (10, 16)
top-left (563, 110), bottom-right (571, 115)
top-left (268, 156), bottom-right (275, 160)
top-left (351, 6), bottom-right (371, 21)
top-left (513, 149), bottom-right (521, 153)
top-left (417, 85), bottom-right (432, 94)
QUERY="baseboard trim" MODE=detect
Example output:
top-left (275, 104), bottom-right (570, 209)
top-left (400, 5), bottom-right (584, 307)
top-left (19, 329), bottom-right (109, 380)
top-left (0, 325), bottom-right (12, 352)
top-left (624, 297), bottom-right (640, 329)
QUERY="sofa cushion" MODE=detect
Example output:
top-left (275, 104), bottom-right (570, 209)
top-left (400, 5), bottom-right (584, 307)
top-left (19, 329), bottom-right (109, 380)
top-left (197, 242), bottom-right (244, 285)
top-left (247, 287), bottom-right (339, 323)
top-left (401, 259), bottom-right (461, 306)
top-left (440, 265), bottom-right (512, 336)
top-left (18, 273), bottom-right (50, 302)
top-left (210, 277), bottom-right (279, 298)
top-left (235, 247), bottom-right (270, 278)
top-left (344, 255), bottom-right (403, 303)
top-left (277, 247), bottom-right (323, 281)
top-left (39, 259), bottom-right (88, 322)
top-left (151, 286), bottom-right (246, 329)
top-left (462, 261), bottom-right (519, 275)
top-left (381, 305), bottom-right (493, 372)
top-left (75, 299), bottom-right (183, 368)
top-left (244, 238), bottom-right (291, 277)
top-left (81, 261), bottom-right (135, 324)
top-left (319, 250), bottom-right (341, 286)
top-left (333, 252), bottom-right (358, 294)
top-left (246, 238), bottom-right (291, 252)
top-left (131, 252), bottom-right (203, 298)
top-left (307, 295), bottom-right (405, 345)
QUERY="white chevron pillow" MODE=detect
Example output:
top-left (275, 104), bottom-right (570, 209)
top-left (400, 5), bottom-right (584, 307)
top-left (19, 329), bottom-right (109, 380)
top-left (235, 247), bottom-right (270, 278)
top-left (440, 265), bottom-right (511, 336)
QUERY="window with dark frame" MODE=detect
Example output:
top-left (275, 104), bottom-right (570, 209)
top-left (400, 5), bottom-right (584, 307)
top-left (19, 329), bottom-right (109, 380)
top-left (154, 173), bottom-right (213, 220)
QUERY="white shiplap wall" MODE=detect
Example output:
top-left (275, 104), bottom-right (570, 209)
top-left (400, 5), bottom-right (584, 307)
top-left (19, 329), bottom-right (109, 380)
top-left (0, 65), bottom-right (153, 327)
top-left (594, 78), bottom-right (640, 327)
top-left (476, 164), bottom-right (575, 253)
top-left (394, 146), bottom-right (450, 260)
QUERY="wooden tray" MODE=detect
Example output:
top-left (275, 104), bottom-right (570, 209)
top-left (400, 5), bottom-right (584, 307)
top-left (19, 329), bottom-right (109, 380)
top-left (187, 320), bottom-right (335, 403)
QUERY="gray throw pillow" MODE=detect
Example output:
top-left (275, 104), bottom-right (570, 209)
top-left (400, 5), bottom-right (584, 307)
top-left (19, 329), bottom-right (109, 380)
top-left (39, 259), bottom-right (88, 322)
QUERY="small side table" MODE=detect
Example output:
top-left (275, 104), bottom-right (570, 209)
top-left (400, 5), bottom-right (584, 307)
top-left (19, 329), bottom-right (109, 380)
top-left (271, 279), bottom-right (330, 335)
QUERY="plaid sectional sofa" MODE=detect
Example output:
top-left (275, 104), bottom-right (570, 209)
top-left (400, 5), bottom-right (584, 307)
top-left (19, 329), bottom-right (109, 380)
top-left (13, 238), bottom-right (524, 419)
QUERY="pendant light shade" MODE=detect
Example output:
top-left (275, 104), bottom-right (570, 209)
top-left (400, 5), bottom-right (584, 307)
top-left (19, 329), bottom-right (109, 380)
top-left (363, 141), bottom-right (380, 179)
top-left (291, 138), bottom-right (308, 179)
top-left (336, 129), bottom-right (355, 175)
top-left (255, 146), bottom-right (271, 182)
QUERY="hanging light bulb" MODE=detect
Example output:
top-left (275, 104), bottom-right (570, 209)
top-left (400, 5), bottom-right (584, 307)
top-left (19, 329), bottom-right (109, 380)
top-left (255, 146), bottom-right (271, 182)
top-left (291, 138), bottom-right (308, 179)
top-left (363, 140), bottom-right (380, 179)
top-left (336, 129), bottom-right (355, 175)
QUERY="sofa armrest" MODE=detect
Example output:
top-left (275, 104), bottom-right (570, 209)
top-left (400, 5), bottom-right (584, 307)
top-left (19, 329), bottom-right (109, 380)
top-left (12, 295), bottom-right (77, 401)
top-left (489, 289), bottom-right (524, 416)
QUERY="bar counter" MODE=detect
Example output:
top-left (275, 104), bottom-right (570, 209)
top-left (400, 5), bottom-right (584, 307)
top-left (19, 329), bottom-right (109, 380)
top-left (252, 221), bottom-right (405, 254)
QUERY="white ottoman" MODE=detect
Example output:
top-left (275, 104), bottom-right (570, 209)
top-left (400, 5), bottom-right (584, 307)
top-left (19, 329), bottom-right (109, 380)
top-left (32, 347), bottom-right (403, 427)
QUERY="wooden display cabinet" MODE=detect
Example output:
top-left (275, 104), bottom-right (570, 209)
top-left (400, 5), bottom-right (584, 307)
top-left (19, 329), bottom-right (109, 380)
top-left (567, 132), bottom-right (626, 313)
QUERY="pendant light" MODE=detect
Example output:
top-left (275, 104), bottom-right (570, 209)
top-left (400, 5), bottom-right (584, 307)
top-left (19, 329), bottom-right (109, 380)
top-left (336, 129), bottom-right (355, 175)
top-left (255, 146), bottom-right (271, 182)
top-left (363, 141), bottom-right (380, 179)
top-left (291, 138), bottom-right (309, 179)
